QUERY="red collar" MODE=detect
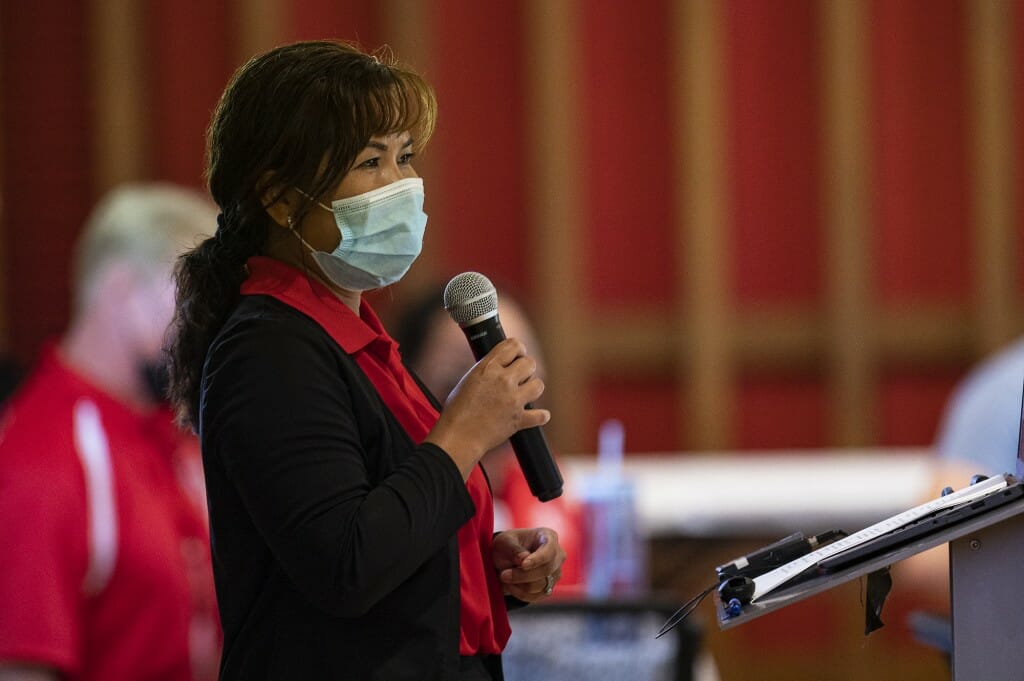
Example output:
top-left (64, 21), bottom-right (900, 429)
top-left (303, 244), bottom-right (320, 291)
top-left (240, 256), bottom-right (387, 355)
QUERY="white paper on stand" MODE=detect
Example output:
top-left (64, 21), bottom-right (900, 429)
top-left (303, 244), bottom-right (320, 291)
top-left (750, 474), bottom-right (1009, 602)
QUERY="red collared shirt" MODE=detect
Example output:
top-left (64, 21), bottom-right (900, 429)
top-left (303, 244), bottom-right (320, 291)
top-left (240, 256), bottom-right (510, 655)
top-left (0, 346), bottom-right (219, 680)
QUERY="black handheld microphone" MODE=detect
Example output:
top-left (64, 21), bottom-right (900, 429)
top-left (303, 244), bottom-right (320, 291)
top-left (443, 272), bottom-right (564, 502)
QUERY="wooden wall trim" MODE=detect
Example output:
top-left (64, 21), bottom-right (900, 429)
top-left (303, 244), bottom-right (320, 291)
top-left (91, 0), bottom-right (147, 193)
top-left (969, 0), bottom-right (1018, 354)
top-left (588, 307), bottom-right (977, 375)
top-left (385, 0), bottom-right (440, 292)
top-left (525, 0), bottom-right (585, 453)
top-left (822, 0), bottom-right (873, 445)
top-left (233, 0), bottom-right (283, 67)
top-left (873, 308), bottom-right (975, 364)
top-left (677, 0), bottom-right (731, 450)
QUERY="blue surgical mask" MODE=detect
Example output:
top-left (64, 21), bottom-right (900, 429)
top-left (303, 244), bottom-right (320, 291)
top-left (299, 177), bottom-right (427, 291)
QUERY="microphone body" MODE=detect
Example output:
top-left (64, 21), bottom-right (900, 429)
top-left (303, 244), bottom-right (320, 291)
top-left (444, 273), bottom-right (564, 502)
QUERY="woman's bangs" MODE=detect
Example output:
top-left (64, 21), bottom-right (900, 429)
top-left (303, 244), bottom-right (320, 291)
top-left (365, 71), bottom-right (436, 148)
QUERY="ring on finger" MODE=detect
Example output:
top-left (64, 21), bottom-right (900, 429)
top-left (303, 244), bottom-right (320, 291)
top-left (543, 574), bottom-right (555, 595)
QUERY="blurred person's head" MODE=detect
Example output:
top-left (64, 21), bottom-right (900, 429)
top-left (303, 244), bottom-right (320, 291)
top-left (394, 285), bottom-right (544, 487)
top-left (62, 183), bottom-right (216, 409)
top-left (396, 285), bottom-right (544, 404)
top-left (169, 39), bottom-right (437, 429)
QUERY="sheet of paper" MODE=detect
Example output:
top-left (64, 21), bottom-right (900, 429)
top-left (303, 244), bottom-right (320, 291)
top-left (750, 474), bottom-right (1009, 602)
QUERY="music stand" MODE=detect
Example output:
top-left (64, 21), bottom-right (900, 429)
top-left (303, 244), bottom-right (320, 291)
top-left (715, 492), bottom-right (1024, 681)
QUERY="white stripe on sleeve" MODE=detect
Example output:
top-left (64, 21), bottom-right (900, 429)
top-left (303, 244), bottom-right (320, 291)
top-left (73, 398), bottom-right (118, 595)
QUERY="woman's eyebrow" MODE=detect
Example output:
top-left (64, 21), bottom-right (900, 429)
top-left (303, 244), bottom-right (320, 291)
top-left (365, 137), bottom-right (415, 152)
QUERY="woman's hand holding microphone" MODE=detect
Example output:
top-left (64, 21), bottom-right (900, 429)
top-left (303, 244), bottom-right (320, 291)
top-left (425, 338), bottom-right (548, 481)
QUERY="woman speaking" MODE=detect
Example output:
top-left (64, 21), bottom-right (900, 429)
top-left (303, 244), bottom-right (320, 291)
top-left (167, 40), bottom-right (564, 680)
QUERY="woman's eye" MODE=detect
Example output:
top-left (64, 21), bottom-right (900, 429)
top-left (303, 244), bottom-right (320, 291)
top-left (360, 157), bottom-right (379, 168)
top-left (398, 152), bottom-right (415, 165)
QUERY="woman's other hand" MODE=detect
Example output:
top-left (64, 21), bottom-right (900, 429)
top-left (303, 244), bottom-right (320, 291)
top-left (493, 527), bottom-right (565, 603)
top-left (425, 338), bottom-right (549, 479)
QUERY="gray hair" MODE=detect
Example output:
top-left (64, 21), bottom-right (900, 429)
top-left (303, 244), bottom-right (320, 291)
top-left (73, 183), bottom-right (217, 312)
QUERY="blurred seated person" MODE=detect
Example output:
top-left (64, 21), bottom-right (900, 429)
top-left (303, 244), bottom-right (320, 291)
top-left (896, 338), bottom-right (1024, 634)
top-left (0, 184), bottom-right (220, 681)
top-left (394, 285), bottom-right (585, 594)
top-left (935, 336), bottom-right (1024, 477)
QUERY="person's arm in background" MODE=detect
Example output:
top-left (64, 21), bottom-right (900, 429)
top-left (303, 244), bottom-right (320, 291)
top-left (0, 665), bottom-right (61, 681)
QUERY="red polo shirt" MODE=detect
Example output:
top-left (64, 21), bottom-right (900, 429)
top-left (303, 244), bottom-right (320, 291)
top-left (0, 347), bottom-right (219, 680)
top-left (240, 256), bottom-right (510, 655)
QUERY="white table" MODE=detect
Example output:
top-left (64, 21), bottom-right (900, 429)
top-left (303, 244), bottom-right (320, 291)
top-left (561, 448), bottom-right (940, 537)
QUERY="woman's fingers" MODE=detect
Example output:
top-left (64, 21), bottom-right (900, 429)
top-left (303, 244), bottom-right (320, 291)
top-left (426, 338), bottom-right (549, 474)
top-left (503, 569), bottom-right (563, 602)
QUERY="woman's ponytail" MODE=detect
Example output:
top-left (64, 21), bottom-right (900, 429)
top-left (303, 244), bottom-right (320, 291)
top-left (166, 210), bottom-right (264, 429)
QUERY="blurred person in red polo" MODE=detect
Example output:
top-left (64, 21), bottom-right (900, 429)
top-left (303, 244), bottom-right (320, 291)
top-left (0, 184), bottom-right (220, 681)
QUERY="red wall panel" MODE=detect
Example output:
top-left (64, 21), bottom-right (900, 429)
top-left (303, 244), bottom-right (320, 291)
top-left (870, 0), bottom-right (971, 306)
top-left (878, 368), bottom-right (962, 446)
top-left (736, 372), bottom-right (829, 449)
top-left (726, 0), bottom-right (823, 308)
top-left (580, 0), bottom-right (675, 309)
top-left (724, 1), bottom-right (825, 451)
top-left (586, 376), bottom-right (680, 454)
top-left (285, 0), bottom-right (382, 49)
top-left (428, 0), bottom-right (529, 297)
top-left (147, 0), bottom-right (233, 188)
top-left (0, 0), bottom-right (93, 363)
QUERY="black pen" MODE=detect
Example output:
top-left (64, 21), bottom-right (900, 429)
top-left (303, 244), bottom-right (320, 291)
top-left (716, 529), bottom-right (847, 580)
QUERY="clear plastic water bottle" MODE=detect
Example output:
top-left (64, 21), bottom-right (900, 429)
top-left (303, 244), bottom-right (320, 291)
top-left (578, 419), bottom-right (646, 600)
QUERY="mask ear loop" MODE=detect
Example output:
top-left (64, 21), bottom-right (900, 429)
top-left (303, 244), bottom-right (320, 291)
top-left (285, 215), bottom-right (319, 252)
top-left (288, 188), bottom-right (338, 253)
top-left (293, 187), bottom-right (333, 213)
top-left (284, 215), bottom-right (323, 287)
top-left (285, 214), bottom-right (349, 298)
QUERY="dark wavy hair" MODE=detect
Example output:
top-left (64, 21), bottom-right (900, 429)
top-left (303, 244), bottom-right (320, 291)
top-left (167, 39), bottom-right (437, 429)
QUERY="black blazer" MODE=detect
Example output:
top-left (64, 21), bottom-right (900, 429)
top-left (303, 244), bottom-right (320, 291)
top-left (200, 294), bottom-right (479, 680)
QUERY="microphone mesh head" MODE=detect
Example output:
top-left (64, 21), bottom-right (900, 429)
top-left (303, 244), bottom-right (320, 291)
top-left (443, 272), bottom-right (498, 326)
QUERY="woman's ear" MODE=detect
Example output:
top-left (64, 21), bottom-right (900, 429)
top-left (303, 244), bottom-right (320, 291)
top-left (259, 172), bottom-right (295, 228)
